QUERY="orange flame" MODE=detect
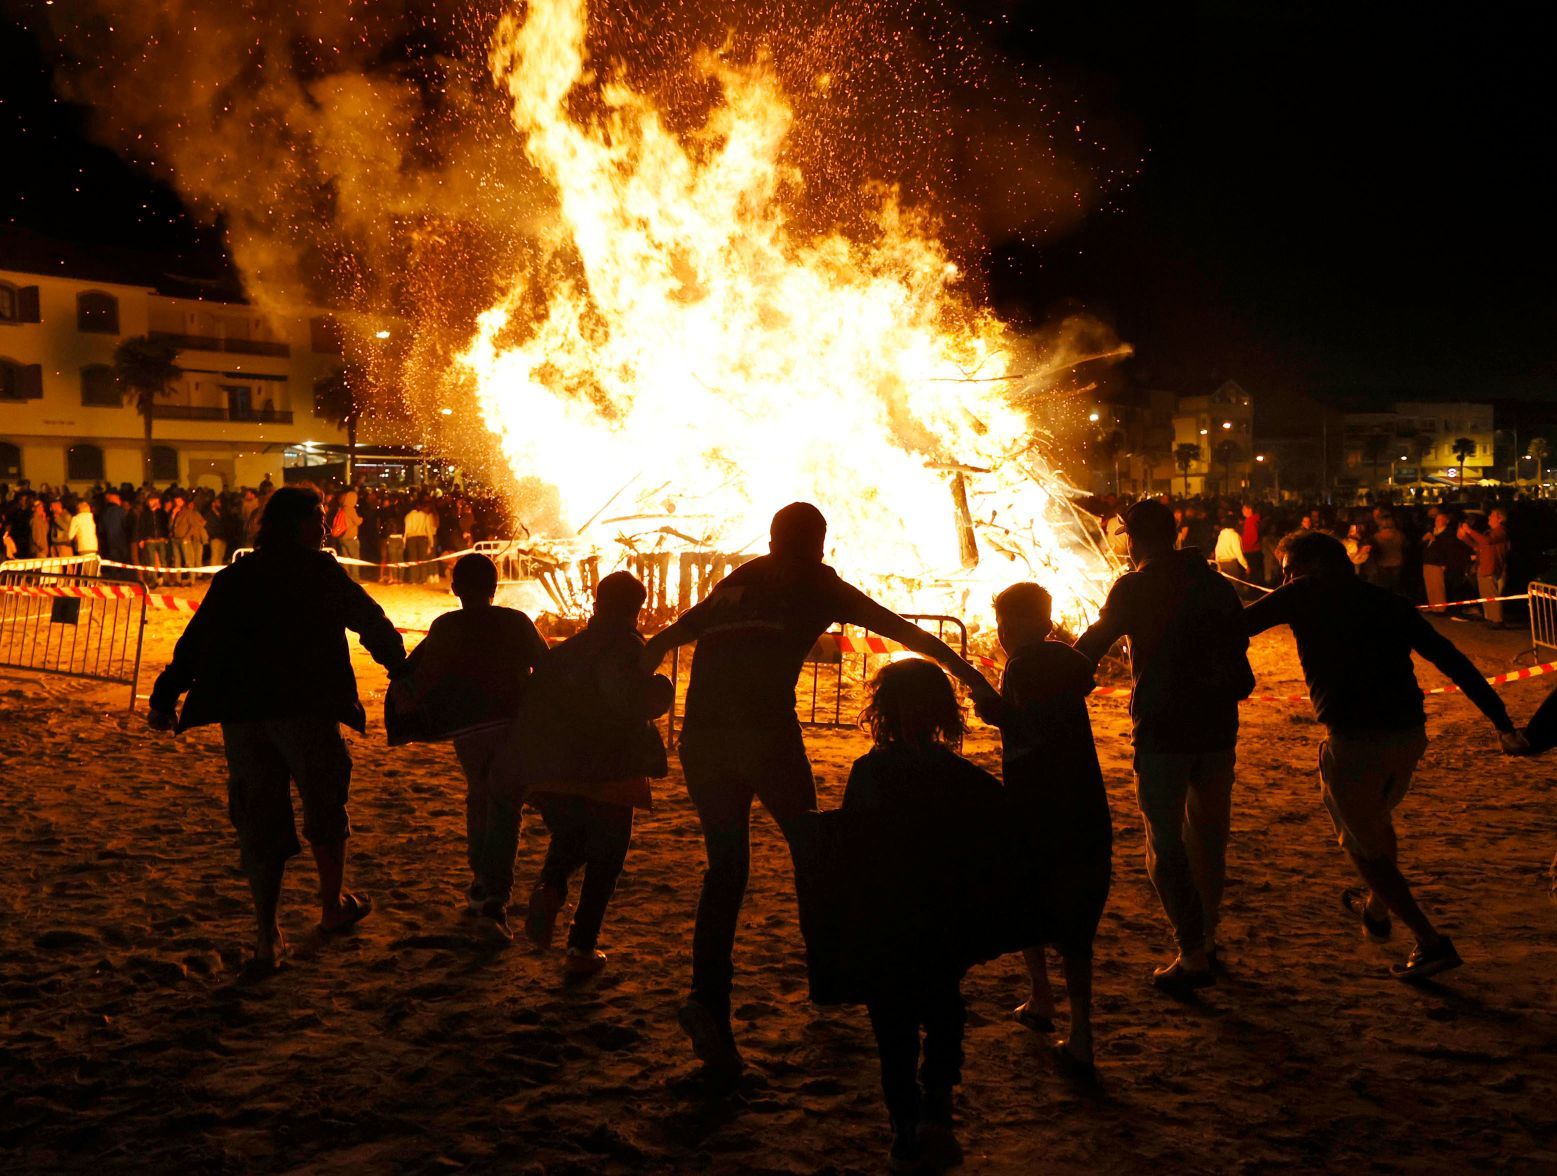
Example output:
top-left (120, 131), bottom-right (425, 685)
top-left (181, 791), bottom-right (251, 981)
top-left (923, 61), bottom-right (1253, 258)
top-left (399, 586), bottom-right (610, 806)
top-left (459, 0), bottom-right (1125, 631)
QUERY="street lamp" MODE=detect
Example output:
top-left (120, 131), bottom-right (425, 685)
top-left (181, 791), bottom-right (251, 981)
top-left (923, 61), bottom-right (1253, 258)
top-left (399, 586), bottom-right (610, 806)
top-left (1221, 420), bottom-right (1232, 430)
top-left (1088, 412), bottom-right (1100, 423)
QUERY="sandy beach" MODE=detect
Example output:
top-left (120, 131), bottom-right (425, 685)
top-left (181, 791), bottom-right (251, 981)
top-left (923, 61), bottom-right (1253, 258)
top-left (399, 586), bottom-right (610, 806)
top-left (2, 580), bottom-right (1555, 1173)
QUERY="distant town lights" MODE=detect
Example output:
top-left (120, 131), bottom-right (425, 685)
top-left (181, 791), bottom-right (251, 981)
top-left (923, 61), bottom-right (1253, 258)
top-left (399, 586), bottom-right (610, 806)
top-left (1221, 421), bottom-right (1232, 429)
top-left (1255, 454), bottom-right (1265, 462)
top-left (1199, 428), bottom-right (1209, 436)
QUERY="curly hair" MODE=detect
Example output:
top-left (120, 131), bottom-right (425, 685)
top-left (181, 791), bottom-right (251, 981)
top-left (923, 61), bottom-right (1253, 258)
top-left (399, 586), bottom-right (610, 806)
top-left (859, 658), bottom-right (965, 749)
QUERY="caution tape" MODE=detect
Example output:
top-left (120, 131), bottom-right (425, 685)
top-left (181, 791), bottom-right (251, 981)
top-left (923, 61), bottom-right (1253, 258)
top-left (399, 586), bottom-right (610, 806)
top-left (99, 545), bottom-right (479, 574)
top-left (810, 631), bottom-right (1000, 669)
top-left (1217, 569), bottom-right (1530, 612)
top-left (0, 582), bottom-right (200, 613)
top-left (1086, 661), bottom-right (1557, 703)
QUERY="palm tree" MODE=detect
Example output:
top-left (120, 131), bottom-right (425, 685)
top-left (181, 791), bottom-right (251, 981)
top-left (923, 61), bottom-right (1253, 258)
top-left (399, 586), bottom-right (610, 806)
top-left (1361, 431), bottom-right (1390, 493)
top-left (1213, 438), bottom-right (1242, 496)
top-left (1175, 442), bottom-right (1201, 497)
top-left (1451, 436), bottom-right (1477, 487)
top-left (313, 360), bottom-right (371, 482)
top-left (113, 335), bottom-right (183, 483)
top-left (1529, 437), bottom-right (1551, 498)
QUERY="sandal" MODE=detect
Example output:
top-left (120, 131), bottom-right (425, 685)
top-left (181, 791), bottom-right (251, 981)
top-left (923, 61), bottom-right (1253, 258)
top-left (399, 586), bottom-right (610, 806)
top-left (1341, 888), bottom-right (1392, 942)
top-left (319, 891), bottom-right (373, 934)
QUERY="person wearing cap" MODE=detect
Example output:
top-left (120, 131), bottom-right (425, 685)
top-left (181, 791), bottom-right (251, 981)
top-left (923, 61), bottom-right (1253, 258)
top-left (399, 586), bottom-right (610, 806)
top-left (1075, 498), bottom-right (1254, 995)
top-left (1243, 530), bottom-right (1529, 981)
top-left (519, 571), bottom-right (673, 977)
top-left (641, 501), bottom-right (999, 1076)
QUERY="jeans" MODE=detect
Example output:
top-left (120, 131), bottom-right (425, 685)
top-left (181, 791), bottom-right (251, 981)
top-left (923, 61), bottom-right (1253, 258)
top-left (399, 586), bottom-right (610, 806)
top-left (176, 538), bottom-right (204, 582)
top-left (1134, 748), bottom-right (1236, 954)
top-left (866, 970), bottom-right (966, 1134)
top-left (1478, 574), bottom-right (1503, 624)
top-left (338, 535), bottom-right (361, 581)
top-left (455, 725), bottom-right (522, 904)
top-left (404, 535), bottom-right (431, 584)
top-left (679, 722), bottom-right (817, 1017)
top-left (221, 718), bottom-right (352, 877)
top-left (534, 793), bottom-right (634, 950)
top-left (138, 539), bottom-right (169, 587)
top-left (209, 538), bottom-right (228, 568)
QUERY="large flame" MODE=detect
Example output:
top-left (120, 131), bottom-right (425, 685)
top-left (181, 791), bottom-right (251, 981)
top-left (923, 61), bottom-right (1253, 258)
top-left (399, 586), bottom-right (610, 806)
top-left (459, 0), bottom-right (1123, 632)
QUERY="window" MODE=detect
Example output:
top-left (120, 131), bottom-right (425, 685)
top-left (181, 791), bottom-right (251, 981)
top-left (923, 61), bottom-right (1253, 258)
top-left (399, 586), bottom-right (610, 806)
top-left (0, 357), bottom-right (43, 399)
top-left (76, 290), bottom-right (120, 334)
top-left (150, 444), bottom-right (179, 482)
top-left (80, 364), bottom-right (121, 406)
top-left (0, 442), bottom-right (20, 481)
top-left (66, 443), bottom-right (105, 482)
top-left (0, 282), bottom-right (40, 324)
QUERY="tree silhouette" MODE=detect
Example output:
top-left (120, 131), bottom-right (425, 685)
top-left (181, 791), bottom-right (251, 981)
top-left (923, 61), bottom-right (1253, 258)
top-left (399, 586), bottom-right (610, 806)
top-left (112, 335), bottom-right (183, 484)
top-left (1452, 436), bottom-right (1477, 487)
top-left (1175, 442), bottom-right (1201, 497)
top-left (1214, 438), bottom-right (1242, 496)
top-left (1529, 437), bottom-right (1550, 497)
top-left (314, 359), bottom-right (371, 482)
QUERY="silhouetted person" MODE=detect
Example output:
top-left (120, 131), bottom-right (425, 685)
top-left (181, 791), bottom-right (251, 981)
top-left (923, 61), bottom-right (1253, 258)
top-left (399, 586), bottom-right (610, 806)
top-left (520, 571), bottom-right (673, 977)
top-left (641, 502), bottom-right (998, 1074)
top-left (980, 582), bottom-right (1110, 1075)
top-left (97, 490), bottom-right (130, 573)
top-left (1075, 499), bottom-right (1253, 995)
top-left (1244, 530), bottom-right (1527, 981)
top-left (148, 486), bottom-right (405, 970)
top-left (845, 659), bottom-right (1005, 1172)
top-left (392, 552), bottom-right (547, 938)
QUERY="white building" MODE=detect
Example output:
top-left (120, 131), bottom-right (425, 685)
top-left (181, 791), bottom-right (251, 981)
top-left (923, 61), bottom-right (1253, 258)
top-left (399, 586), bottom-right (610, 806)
top-left (1339, 400), bottom-right (1495, 491)
top-left (1170, 380), bottom-right (1256, 496)
top-left (0, 254), bottom-right (347, 490)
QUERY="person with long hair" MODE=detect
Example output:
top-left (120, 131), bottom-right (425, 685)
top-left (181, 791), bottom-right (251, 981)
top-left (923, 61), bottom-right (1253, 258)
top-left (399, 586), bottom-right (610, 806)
top-left (844, 658), bottom-right (1005, 1173)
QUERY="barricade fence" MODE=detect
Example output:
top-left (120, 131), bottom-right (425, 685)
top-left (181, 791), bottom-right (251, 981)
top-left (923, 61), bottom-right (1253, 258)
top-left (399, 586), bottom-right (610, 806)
top-left (1530, 582), bottom-right (1557, 656)
top-left (0, 553), bottom-right (100, 576)
top-left (0, 570), bottom-right (146, 706)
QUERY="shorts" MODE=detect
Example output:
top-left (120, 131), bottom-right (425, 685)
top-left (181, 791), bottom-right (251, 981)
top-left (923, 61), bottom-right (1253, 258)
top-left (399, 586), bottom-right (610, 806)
top-left (1318, 725), bottom-right (1427, 860)
top-left (221, 718), bottom-right (352, 873)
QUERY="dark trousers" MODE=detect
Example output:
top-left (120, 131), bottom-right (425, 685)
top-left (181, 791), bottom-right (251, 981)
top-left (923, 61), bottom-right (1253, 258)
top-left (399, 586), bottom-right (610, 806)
top-left (679, 723), bottom-right (817, 1018)
top-left (866, 972), bottom-right (966, 1133)
top-left (534, 793), bottom-right (634, 950)
top-left (1244, 549), bottom-right (1264, 584)
top-left (455, 726), bottom-right (520, 904)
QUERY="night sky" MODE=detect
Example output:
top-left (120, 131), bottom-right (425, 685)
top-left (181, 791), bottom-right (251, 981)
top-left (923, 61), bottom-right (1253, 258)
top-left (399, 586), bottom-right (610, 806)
top-left (2, 1), bottom-right (1552, 417)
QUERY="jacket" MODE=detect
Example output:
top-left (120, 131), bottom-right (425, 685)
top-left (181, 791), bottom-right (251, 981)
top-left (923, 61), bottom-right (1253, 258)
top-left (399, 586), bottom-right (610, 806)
top-left (149, 543), bottom-right (405, 732)
top-left (518, 618), bottom-right (671, 808)
top-left (1075, 548), bottom-right (1254, 753)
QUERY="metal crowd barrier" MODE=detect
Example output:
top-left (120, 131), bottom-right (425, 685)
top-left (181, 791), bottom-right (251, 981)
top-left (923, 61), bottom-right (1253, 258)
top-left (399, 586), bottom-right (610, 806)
top-left (0, 570), bottom-right (147, 708)
top-left (1530, 582), bottom-right (1557, 657)
top-left (0, 553), bottom-right (101, 576)
top-left (663, 613), bottom-right (970, 738)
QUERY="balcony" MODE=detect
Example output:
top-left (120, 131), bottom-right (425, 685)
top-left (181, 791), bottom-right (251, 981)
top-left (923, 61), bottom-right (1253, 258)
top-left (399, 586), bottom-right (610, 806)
top-left (153, 404), bottom-right (294, 424)
top-left (148, 330), bottom-right (291, 358)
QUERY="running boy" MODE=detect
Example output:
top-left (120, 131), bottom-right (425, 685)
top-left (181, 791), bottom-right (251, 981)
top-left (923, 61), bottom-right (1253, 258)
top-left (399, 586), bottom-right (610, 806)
top-left (393, 553), bottom-right (548, 938)
top-left (519, 572), bottom-right (673, 977)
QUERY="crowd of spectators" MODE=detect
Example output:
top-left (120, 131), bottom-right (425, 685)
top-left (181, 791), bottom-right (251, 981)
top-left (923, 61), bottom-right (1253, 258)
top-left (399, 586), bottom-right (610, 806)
top-left (1101, 493), bottom-right (1557, 628)
top-left (0, 478), bottom-right (520, 587)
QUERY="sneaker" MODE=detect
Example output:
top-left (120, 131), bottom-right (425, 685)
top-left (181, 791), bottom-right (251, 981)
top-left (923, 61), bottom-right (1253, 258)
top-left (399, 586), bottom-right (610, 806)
top-left (479, 900), bottom-right (514, 942)
top-left (564, 947), bottom-right (607, 978)
top-left (1151, 957), bottom-right (1215, 996)
top-left (1391, 935), bottom-right (1462, 983)
top-left (677, 998), bottom-right (744, 1076)
top-left (524, 884), bottom-right (564, 949)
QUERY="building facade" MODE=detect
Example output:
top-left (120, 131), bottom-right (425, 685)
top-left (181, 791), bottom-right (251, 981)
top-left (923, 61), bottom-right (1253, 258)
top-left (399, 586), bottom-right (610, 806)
top-left (1339, 400), bottom-right (1495, 493)
top-left (0, 263), bottom-right (346, 490)
top-left (1170, 380), bottom-right (1255, 496)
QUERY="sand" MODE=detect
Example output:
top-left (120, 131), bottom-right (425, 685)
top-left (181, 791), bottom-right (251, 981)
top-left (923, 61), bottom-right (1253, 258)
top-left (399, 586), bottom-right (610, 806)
top-left (2, 579), bottom-right (1555, 1173)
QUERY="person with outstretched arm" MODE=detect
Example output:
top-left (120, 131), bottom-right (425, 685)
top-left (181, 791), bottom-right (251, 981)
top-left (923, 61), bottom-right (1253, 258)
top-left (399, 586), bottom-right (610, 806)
top-left (1074, 499), bottom-right (1254, 996)
top-left (1243, 530), bottom-right (1528, 982)
top-left (640, 502), bottom-right (998, 1076)
top-left (148, 486), bottom-right (406, 972)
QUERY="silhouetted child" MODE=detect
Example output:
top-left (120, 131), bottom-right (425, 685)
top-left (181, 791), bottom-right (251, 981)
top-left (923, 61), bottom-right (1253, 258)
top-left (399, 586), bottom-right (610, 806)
top-left (983, 583), bottom-right (1112, 1076)
top-left (391, 553), bottom-right (547, 938)
top-left (844, 659), bottom-right (1006, 1172)
top-left (518, 571), bottom-right (672, 977)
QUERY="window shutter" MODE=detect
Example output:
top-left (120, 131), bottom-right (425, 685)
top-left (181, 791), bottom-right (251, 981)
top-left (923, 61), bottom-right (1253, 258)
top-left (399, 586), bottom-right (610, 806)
top-left (18, 287), bottom-right (41, 323)
top-left (21, 364), bottom-right (44, 399)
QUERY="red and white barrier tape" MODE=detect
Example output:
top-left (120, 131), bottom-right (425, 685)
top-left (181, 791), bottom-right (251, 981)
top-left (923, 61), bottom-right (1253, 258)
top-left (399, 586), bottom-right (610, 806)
top-left (1217, 569), bottom-right (1530, 612)
top-left (98, 546), bottom-right (479, 574)
top-left (0, 582), bottom-right (199, 613)
top-left (1086, 660), bottom-right (1557, 702)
